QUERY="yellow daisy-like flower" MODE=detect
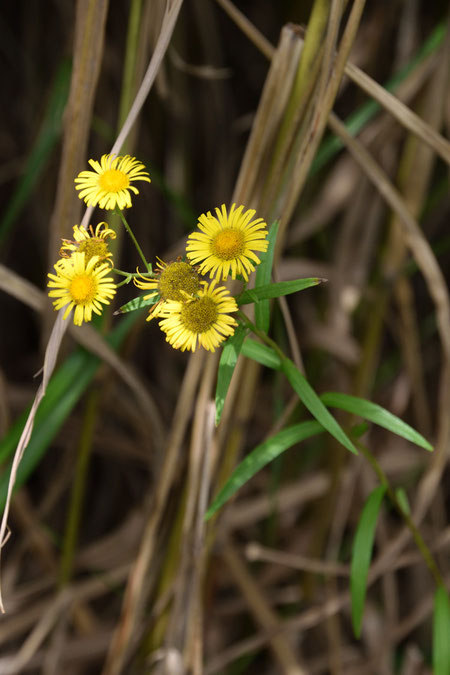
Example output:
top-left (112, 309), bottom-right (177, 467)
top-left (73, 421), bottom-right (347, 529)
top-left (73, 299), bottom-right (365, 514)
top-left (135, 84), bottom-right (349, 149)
top-left (48, 252), bottom-right (117, 326)
top-left (74, 154), bottom-right (151, 210)
top-left (134, 258), bottom-right (201, 320)
top-left (186, 203), bottom-right (268, 281)
top-left (158, 280), bottom-right (238, 352)
top-left (60, 222), bottom-right (116, 265)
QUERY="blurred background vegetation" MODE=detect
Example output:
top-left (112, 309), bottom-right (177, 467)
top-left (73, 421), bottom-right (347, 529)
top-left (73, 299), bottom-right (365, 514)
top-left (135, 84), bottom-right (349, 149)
top-left (0, 0), bottom-right (449, 673)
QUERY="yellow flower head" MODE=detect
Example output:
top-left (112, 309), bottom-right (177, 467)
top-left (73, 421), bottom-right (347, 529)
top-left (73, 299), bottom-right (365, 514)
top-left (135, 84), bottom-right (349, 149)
top-left (74, 154), bottom-right (151, 210)
top-left (186, 203), bottom-right (268, 281)
top-left (134, 258), bottom-right (201, 320)
top-left (60, 222), bottom-right (116, 265)
top-left (158, 280), bottom-right (238, 352)
top-left (48, 252), bottom-right (117, 326)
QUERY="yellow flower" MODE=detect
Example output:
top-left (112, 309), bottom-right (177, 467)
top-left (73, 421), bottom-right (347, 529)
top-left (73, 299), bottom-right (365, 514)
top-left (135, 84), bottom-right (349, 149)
top-left (158, 280), bottom-right (238, 352)
top-left (60, 222), bottom-right (116, 265)
top-left (48, 252), bottom-right (117, 325)
top-left (186, 203), bottom-right (268, 281)
top-left (74, 154), bottom-right (151, 210)
top-left (134, 258), bottom-right (201, 320)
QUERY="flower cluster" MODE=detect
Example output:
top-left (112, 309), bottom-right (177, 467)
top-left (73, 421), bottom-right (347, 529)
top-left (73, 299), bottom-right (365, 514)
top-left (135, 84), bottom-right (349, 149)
top-left (47, 153), bottom-right (268, 352)
top-left (135, 203), bottom-right (268, 352)
top-left (47, 153), bottom-right (150, 325)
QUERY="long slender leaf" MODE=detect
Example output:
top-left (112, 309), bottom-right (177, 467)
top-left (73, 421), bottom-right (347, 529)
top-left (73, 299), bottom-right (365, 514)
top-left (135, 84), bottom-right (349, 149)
top-left (282, 360), bottom-right (357, 455)
top-left (241, 339), bottom-right (282, 370)
top-left (320, 392), bottom-right (433, 451)
top-left (254, 221), bottom-right (279, 333)
top-left (238, 278), bottom-right (321, 305)
top-left (0, 313), bottom-right (138, 513)
top-left (351, 485), bottom-right (386, 637)
top-left (205, 421), bottom-right (324, 520)
top-left (117, 293), bottom-right (159, 314)
top-left (433, 586), bottom-right (450, 675)
top-left (215, 325), bottom-right (248, 426)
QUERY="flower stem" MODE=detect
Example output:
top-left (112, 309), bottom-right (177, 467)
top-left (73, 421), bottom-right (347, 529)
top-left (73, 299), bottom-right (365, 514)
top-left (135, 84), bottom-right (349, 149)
top-left (115, 207), bottom-right (151, 271)
top-left (355, 439), bottom-right (444, 588)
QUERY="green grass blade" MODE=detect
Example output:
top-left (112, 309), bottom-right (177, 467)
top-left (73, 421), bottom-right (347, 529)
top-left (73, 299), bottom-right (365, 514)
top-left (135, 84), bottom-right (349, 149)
top-left (282, 360), bottom-right (357, 455)
top-left (241, 339), bottom-right (282, 370)
top-left (0, 60), bottom-right (71, 244)
top-left (0, 313), bottom-right (139, 513)
top-left (351, 485), bottom-right (387, 637)
top-left (320, 392), bottom-right (433, 451)
top-left (254, 221), bottom-right (279, 333)
top-left (238, 278), bottom-right (321, 305)
top-left (215, 325), bottom-right (248, 426)
top-left (433, 586), bottom-right (450, 675)
top-left (205, 421), bottom-right (324, 520)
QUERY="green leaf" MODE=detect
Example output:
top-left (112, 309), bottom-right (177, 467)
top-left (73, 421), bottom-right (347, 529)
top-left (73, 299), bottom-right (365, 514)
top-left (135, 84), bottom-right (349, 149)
top-left (241, 339), bottom-right (282, 370)
top-left (215, 325), bottom-right (248, 426)
top-left (395, 487), bottom-right (410, 516)
top-left (117, 293), bottom-right (159, 314)
top-left (0, 313), bottom-right (138, 514)
top-left (205, 421), bottom-right (324, 520)
top-left (351, 485), bottom-right (386, 637)
top-left (320, 392), bottom-right (433, 452)
top-left (282, 360), bottom-right (357, 455)
top-left (238, 278), bottom-right (321, 305)
top-left (433, 586), bottom-right (450, 675)
top-left (254, 221), bottom-right (279, 333)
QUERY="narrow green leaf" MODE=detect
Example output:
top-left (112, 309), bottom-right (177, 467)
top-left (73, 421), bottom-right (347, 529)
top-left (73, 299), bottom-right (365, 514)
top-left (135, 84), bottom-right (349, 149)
top-left (254, 221), bottom-right (279, 333)
top-left (215, 325), bottom-right (248, 426)
top-left (238, 278), bottom-right (321, 305)
top-left (320, 392), bottom-right (433, 452)
top-left (0, 313), bottom-right (138, 514)
top-left (206, 421), bottom-right (324, 520)
top-left (433, 586), bottom-right (450, 675)
top-left (241, 339), bottom-right (282, 370)
top-left (351, 485), bottom-right (386, 637)
top-left (117, 293), bottom-right (158, 314)
top-left (282, 360), bottom-right (357, 455)
top-left (395, 487), bottom-right (410, 516)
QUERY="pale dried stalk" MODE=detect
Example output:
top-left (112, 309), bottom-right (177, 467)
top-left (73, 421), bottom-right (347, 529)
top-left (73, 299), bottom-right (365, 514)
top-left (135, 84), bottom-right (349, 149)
top-left (102, 348), bottom-right (204, 675)
top-left (222, 541), bottom-right (307, 675)
top-left (0, 0), bottom-right (184, 614)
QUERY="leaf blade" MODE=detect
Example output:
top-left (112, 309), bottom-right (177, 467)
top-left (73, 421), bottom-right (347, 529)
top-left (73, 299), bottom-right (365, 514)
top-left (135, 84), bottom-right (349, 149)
top-left (320, 392), bottom-right (433, 451)
top-left (351, 485), bottom-right (387, 637)
top-left (205, 421), bottom-right (324, 520)
top-left (215, 325), bottom-right (248, 425)
top-left (238, 278), bottom-right (321, 305)
top-left (282, 360), bottom-right (357, 455)
top-left (433, 586), bottom-right (450, 675)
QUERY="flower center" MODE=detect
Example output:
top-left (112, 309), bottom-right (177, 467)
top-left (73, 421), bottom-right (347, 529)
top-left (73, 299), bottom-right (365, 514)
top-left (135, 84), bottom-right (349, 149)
top-left (78, 239), bottom-right (110, 263)
top-left (98, 169), bottom-right (129, 193)
top-left (70, 274), bottom-right (97, 303)
top-left (211, 228), bottom-right (245, 260)
top-left (181, 297), bottom-right (218, 333)
top-left (159, 262), bottom-right (200, 301)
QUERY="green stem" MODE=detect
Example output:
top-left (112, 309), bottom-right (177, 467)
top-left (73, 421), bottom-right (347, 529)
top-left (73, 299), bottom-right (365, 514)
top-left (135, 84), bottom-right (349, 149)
top-left (237, 310), bottom-right (285, 362)
top-left (356, 439), bottom-right (444, 588)
top-left (115, 207), bottom-right (150, 271)
top-left (113, 268), bottom-right (154, 278)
